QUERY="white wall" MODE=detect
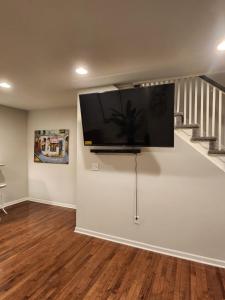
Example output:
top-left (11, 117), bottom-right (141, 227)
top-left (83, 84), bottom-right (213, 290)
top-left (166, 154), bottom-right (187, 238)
top-left (28, 107), bottom-right (76, 207)
top-left (76, 90), bottom-right (225, 264)
top-left (0, 105), bottom-right (28, 203)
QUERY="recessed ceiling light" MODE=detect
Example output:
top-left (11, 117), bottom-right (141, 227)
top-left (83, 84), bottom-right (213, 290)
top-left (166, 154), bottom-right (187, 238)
top-left (75, 67), bottom-right (88, 75)
top-left (0, 82), bottom-right (11, 89)
top-left (217, 40), bottom-right (225, 51)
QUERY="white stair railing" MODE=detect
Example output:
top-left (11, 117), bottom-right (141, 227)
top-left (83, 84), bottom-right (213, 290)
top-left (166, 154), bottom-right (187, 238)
top-left (212, 87), bottom-right (216, 137)
top-left (141, 75), bottom-right (225, 153)
top-left (189, 78), bottom-right (193, 125)
top-left (218, 90), bottom-right (223, 151)
top-left (194, 79), bottom-right (198, 124)
top-left (200, 80), bottom-right (204, 136)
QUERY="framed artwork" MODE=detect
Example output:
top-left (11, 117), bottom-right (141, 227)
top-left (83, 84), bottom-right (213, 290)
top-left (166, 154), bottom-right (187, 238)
top-left (34, 129), bottom-right (69, 164)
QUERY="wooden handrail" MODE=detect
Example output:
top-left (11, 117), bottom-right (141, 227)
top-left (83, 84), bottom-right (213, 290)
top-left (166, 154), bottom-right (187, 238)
top-left (199, 75), bottom-right (225, 93)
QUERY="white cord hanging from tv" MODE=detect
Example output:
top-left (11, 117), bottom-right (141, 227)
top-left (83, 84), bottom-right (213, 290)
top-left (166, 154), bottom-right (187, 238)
top-left (134, 153), bottom-right (140, 224)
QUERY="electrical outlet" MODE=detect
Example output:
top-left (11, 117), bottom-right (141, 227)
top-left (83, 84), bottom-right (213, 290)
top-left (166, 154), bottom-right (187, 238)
top-left (91, 162), bottom-right (100, 171)
top-left (134, 216), bottom-right (140, 224)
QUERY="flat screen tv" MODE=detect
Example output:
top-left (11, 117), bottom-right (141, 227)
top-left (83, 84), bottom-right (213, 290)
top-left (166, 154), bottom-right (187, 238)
top-left (79, 84), bottom-right (174, 147)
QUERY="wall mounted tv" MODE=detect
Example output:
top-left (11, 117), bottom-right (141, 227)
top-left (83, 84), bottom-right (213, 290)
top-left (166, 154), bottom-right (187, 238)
top-left (79, 84), bottom-right (174, 147)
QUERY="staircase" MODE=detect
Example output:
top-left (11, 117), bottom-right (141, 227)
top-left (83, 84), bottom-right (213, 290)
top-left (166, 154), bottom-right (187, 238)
top-left (139, 76), bottom-right (225, 171)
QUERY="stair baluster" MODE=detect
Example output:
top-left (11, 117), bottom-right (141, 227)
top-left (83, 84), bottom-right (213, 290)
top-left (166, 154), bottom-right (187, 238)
top-left (138, 75), bottom-right (225, 156)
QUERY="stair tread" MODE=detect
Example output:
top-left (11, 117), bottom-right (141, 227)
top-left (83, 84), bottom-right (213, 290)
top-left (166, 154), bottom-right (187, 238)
top-left (208, 150), bottom-right (225, 155)
top-left (191, 136), bottom-right (217, 141)
top-left (175, 124), bottom-right (199, 129)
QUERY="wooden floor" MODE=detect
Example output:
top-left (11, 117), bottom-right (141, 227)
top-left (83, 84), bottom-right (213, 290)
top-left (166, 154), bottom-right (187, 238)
top-left (0, 202), bottom-right (225, 300)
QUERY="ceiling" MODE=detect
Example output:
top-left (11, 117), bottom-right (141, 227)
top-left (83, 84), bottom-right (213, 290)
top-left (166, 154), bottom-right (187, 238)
top-left (0, 0), bottom-right (225, 110)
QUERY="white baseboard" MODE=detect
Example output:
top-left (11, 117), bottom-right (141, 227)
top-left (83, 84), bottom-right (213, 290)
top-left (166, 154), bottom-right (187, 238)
top-left (75, 227), bottom-right (225, 269)
top-left (3, 197), bottom-right (76, 210)
top-left (28, 198), bottom-right (76, 209)
top-left (4, 197), bottom-right (29, 208)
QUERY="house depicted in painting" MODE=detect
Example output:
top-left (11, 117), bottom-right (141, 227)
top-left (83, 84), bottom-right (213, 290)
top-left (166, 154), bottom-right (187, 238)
top-left (34, 129), bottom-right (69, 164)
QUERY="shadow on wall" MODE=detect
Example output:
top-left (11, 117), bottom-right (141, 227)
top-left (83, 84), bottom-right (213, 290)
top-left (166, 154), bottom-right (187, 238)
top-left (81, 146), bottom-right (162, 175)
top-left (0, 171), bottom-right (5, 183)
top-left (80, 136), bottom-right (225, 179)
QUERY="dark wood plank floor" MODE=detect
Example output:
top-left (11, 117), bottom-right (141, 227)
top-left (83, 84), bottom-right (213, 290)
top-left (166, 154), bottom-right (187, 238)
top-left (0, 202), bottom-right (225, 300)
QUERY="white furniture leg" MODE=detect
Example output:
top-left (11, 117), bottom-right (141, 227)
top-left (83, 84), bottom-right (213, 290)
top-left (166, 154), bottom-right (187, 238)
top-left (0, 183), bottom-right (7, 215)
top-left (2, 207), bottom-right (7, 215)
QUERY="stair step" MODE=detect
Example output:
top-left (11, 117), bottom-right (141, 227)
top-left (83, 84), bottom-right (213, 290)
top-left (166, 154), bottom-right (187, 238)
top-left (191, 136), bottom-right (217, 142)
top-left (174, 112), bottom-right (184, 117)
top-left (175, 124), bottom-right (199, 129)
top-left (208, 150), bottom-right (225, 155)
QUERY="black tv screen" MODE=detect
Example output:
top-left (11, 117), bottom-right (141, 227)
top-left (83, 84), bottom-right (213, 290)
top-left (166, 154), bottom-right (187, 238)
top-left (79, 84), bottom-right (174, 147)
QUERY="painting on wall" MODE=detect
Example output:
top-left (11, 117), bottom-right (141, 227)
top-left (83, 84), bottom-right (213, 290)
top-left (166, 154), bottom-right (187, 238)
top-left (34, 129), bottom-right (69, 164)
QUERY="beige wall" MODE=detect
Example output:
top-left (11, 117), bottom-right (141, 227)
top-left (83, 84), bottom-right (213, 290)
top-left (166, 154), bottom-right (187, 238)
top-left (27, 107), bottom-right (76, 206)
top-left (76, 90), bottom-right (225, 263)
top-left (0, 105), bottom-right (28, 203)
